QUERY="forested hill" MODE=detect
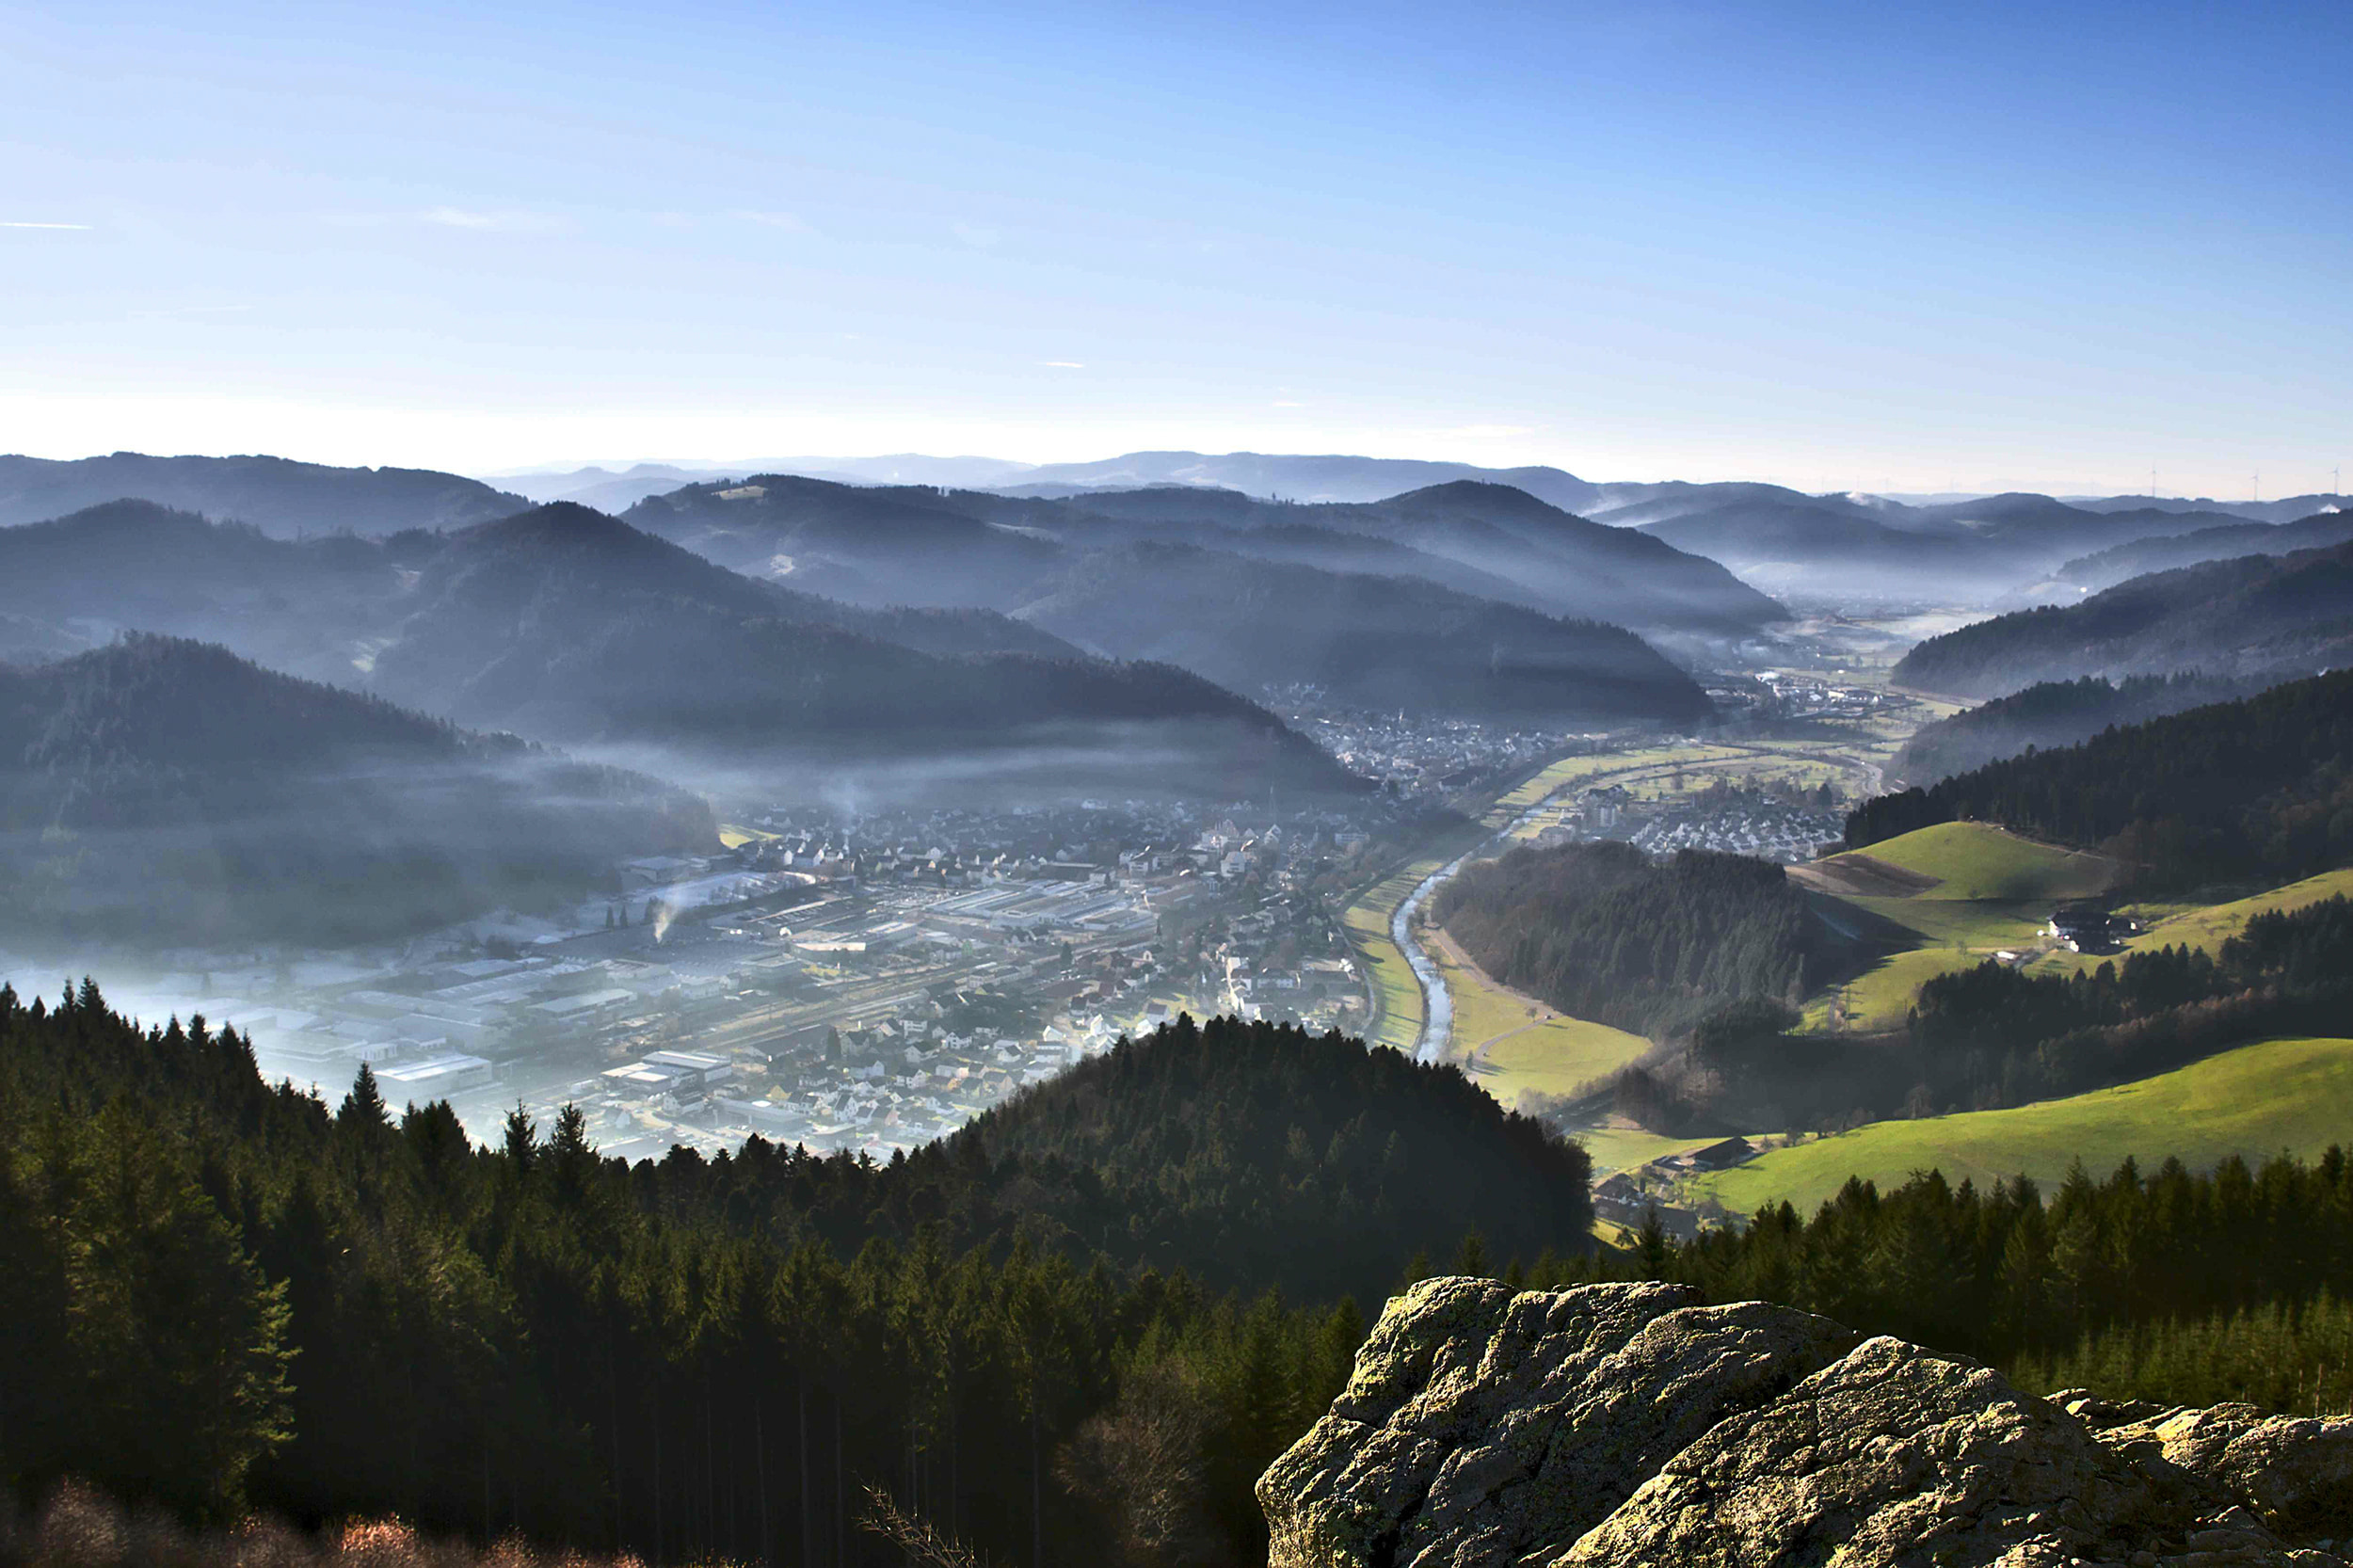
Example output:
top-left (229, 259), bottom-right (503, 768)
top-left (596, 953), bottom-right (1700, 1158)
top-left (0, 452), bottom-right (524, 535)
top-left (625, 472), bottom-right (1787, 637)
top-left (1890, 673), bottom-right (2283, 786)
top-left (2050, 507), bottom-right (2353, 593)
top-left (958, 1014), bottom-right (1592, 1299)
top-left (1011, 541), bottom-right (1716, 722)
top-left (1041, 479), bottom-right (1788, 633)
top-left (0, 997), bottom-right (1587, 1563)
top-left (1435, 840), bottom-right (1825, 1040)
top-left (1846, 668), bottom-right (2353, 890)
top-left (1891, 540), bottom-right (2353, 699)
top-left (0, 635), bottom-right (713, 946)
top-left (371, 505), bottom-right (1363, 800)
top-left (0, 502), bottom-right (1344, 804)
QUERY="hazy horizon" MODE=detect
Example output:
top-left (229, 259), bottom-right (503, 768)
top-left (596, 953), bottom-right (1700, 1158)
top-left (8, 1), bottom-right (2348, 498)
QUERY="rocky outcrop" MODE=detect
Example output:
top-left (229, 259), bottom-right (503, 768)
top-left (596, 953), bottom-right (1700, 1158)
top-left (1260, 1278), bottom-right (2353, 1568)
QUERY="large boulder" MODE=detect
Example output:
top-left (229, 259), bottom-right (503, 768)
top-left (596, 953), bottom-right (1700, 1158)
top-left (1260, 1279), bottom-right (2353, 1568)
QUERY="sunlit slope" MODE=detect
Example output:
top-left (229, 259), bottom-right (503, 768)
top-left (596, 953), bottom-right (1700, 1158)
top-left (1821, 821), bottom-right (2119, 903)
top-left (1692, 1036), bottom-right (2353, 1214)
top-left (2032, 868), bottom-right (2353, 977)
top-left (1432, 934), bottom-right (1648, 1104)
top-left (1794, 822), bottom-right (2121, 1030)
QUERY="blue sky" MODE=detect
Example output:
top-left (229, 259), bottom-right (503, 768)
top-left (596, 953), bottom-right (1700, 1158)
top-left (4, 0), bottom-right (2347, 494)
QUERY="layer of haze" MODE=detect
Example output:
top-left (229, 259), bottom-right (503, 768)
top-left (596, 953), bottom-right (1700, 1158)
top-left (4, 0), bottom-right (2348, 497)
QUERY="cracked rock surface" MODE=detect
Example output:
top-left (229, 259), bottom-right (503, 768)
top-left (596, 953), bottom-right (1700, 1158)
top-left (1259, 1279), bottom-right (2353, 1568)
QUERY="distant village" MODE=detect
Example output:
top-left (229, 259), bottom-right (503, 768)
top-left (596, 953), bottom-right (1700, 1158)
top-left (40, 707), bottom-right (1862, 1167)
top-left (88, 793), bottom-right (1417, 1163)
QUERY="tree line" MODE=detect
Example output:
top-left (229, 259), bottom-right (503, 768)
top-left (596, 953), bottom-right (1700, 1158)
top-left (0, 992), bottom-right (1587, 1567)
top-left (1846, 668), bottom-right (2353, 890)
top-left (1587, 1146), bottom-right (2353, 1417)
top-left (1434, 841), bottom-right (1823, 1041)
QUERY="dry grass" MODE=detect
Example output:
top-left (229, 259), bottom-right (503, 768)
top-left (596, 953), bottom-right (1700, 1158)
top-left (0, 1483), bottom-right (661, 1568)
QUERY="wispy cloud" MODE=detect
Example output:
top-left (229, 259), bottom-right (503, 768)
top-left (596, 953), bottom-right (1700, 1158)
top-left (1434, 424), bottom-right (1535, 440)
top-left (129, 303), bottom-right (254, 322)
top-left (2, 220), bottom-right (91, 231)
top-left (730, 209), bottom-right (809, 232)
top-left (1272, 399), bottom-right (1303, 408)
top-left (422, 206), bottom-right (555, 232)
top-left (1040, 360), bottom-right (1085, 369)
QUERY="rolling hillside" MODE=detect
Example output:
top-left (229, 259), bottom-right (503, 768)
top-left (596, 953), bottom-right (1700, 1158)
top-left (0, 501), bottom-right (1349, 803)
top-left (1893, 540), bottom-right (2353, 698)
top-left (1012, 540), bottom-right (1716, 721)
top-left (1890, 674), bottom-right (2282, 785)
top-left (1848, 669), bottom-right (2353, 891)
top-left (367, 504), bottom-right (1363, 799)
top-left (2050, 507), bottom-right (2353, 593)
top-left (1692, 1035), bottom-right (2353, 1215)
top-left (0, 634), bottom-right (713, 946)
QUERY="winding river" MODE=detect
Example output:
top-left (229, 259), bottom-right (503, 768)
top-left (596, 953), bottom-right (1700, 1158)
top-left (1392, 790), bottom-right (1566, 1064)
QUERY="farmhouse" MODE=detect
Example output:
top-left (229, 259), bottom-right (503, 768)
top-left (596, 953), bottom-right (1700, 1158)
top-left (2047, 903), bottom-right (2134, 953)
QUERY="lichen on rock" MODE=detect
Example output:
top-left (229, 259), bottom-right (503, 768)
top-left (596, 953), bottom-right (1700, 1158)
top-left (1259, 1279), bottom-right (2353, 1568)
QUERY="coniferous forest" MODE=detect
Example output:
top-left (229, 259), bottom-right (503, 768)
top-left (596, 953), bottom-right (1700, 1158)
top-left (15, 984), bottom-right (2353, 1565)
top-left (1433, 840), bottom-right (1824, 1039)
top-left (0, 993), bottom-right (1580, 1567)
top-left (1845, 668), bottom-right (2353, 890)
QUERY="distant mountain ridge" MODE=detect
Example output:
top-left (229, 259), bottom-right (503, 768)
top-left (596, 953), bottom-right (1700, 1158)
top-left (2048, 507), bottom-right (2353, 594)
top-left (1010, 540), bottom-right (1716, 724)
top-left (1893, 540), bottom-right (2353, 699)
top-left (0, 453), bottom-right (525, 535)
top-left (1637, 492), bottom-right (2257, 605)
top-left (623, 472), bottom-right (1786, 645)
top-left (0, 499), bottom-right (1361, 805)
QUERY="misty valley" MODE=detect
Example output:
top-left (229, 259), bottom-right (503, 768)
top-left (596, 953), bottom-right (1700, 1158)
top-left (9, 447), bottom-right (2353, 1568)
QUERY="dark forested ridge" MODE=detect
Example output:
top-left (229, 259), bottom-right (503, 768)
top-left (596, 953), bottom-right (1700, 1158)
top-left (1011, 541), bottom-right (1716, 722)
top-left (0, 635), bottom-right (713, 947)
top-left (1846, 668), bottom-right (2353, 890)
top-left (1892, 541), bottom-right (2353, 698)
top-left (2050, 507), bottom-right (2353, 594)
top-left (0, 997), bottom-right (1587, 1564)
top-left (624, 472), bottom-right (1786, 637)
top-left (959, 1015), bottom-right (1592, 1301)
top-left (19, 977), bottom-right (2353, 1567)
top-left (0, 453), bottom-right (525, 536)
top-left (1890, 673), bottom-right (2282, 786)
top-left (0, 501), bottom-right (1357, 803)
top-left (1434, 841), bottom-right (1824, 1041)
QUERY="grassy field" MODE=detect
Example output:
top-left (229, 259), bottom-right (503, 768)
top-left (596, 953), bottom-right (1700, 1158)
top-left (1575, 1127), bottom-right (1726, 1175)
top-left (1690, 1036), bottom-right (2353, 1214)
top-left (1843, 821), bottom-right (2118, 903)
top-left (1796, 824), bottom-right (2120, 1031)
top-left (1339, 855), bottom-right (1444, 1053)
top-left (1817, 945), bottom-right (2005, 1032)
top-left (2030, 868), bottom-right (2353, 979)
top-left (717, 823), bottom-right (781, 849)
top-left (1431, 934), bottom-right (1650, 1104)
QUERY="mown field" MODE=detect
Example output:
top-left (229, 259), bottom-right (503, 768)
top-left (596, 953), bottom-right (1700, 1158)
top-left (1431, 933), bottom-right (1649, 1105)
top-left (1798, 823), bottom-right (2118, 1031)
top-left (1844, 820), bottom-right (2117, 903)
top-left (1339, 856), bottom-right (1437, 1053)
top-left (1689, 1036), bottom-right (2353, 1215)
